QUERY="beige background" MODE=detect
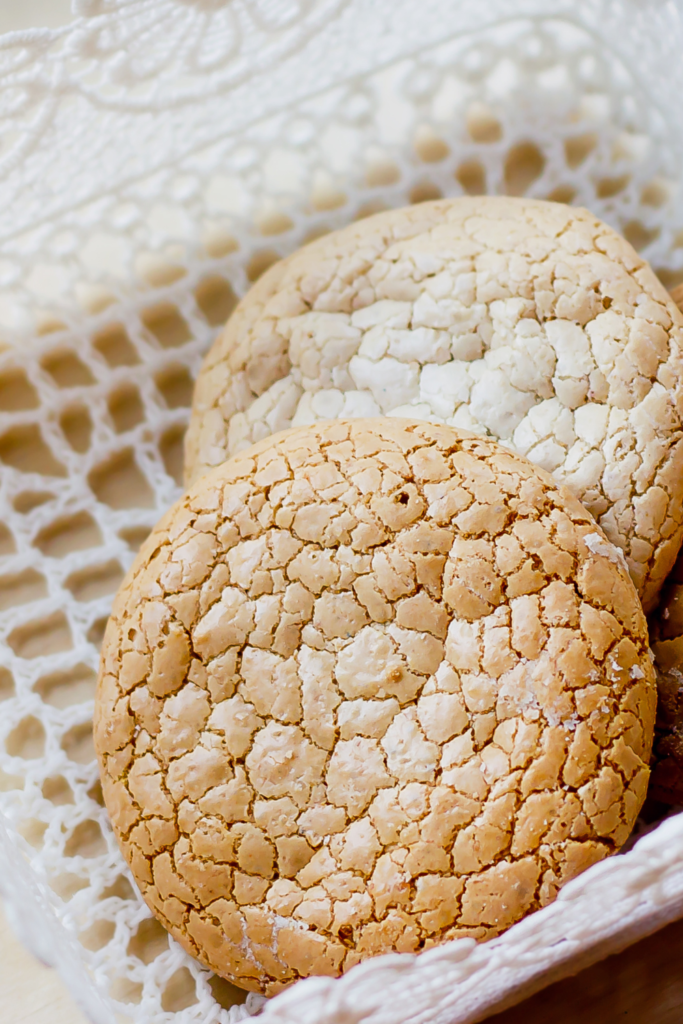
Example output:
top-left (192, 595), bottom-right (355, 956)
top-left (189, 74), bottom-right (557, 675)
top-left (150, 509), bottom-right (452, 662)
top-left (0, 7), bottom-right (87, 1021)
top-left (1, 2), bottom-right (682, 1022)
top-left (0, 2), bottom-right (88, 1019)
top-left (0, 1), bottom-right (72, 33)
top-left (0, 903), bottom-right (88, 1024)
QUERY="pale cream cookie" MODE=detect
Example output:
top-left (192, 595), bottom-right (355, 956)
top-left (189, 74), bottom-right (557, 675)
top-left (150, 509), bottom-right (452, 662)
top-left (185, 197), bottom-right (683, 613)
top-left (96, 419), bottom-right (656, 994)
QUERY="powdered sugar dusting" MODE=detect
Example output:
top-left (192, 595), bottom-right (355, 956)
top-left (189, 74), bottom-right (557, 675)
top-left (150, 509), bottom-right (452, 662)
top-left (583, 532), bottom-right (630, 573)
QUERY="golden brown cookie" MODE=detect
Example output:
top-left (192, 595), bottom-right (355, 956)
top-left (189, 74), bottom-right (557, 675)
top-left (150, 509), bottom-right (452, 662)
top-left (185, 197), bottom-right (683, 613)
top-left (96, 419), bottom-right (656, 994)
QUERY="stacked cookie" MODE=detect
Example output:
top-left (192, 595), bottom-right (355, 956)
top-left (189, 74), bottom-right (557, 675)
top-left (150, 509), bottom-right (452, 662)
top-left (95, 197), bottom-right (683, 994)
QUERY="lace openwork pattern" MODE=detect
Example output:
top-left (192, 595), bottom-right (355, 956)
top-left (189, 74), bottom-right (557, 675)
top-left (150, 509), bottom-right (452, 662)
top-left (1, 2), bottom-right (683, 1022)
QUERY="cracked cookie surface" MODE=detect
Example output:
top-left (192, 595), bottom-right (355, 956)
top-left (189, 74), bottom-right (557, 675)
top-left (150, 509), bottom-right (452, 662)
top-left (96, 419), bottom-right (656, 995)
top-left (186, 196), bottom-right (683, 613)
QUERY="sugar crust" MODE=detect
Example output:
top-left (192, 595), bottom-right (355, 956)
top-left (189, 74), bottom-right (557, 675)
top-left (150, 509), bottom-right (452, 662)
top-left (96, 419), bottom-right (656, 994)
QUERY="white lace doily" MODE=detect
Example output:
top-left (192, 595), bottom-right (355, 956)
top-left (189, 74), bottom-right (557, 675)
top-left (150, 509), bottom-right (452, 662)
top-left (1, 2), bottom-right (683, 1022)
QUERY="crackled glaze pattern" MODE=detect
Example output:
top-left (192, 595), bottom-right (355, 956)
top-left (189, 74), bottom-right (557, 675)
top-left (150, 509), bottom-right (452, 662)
top-left (96, 420), bottom-right (656, 994)
top-left (187, 198), bottom-right (683, 616)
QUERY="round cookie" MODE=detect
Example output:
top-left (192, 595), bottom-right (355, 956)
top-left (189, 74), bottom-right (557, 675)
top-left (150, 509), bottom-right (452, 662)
top-left (96, 419), bottom-right (656, 995)
top-left (185, 196), bottom-right (683, 613)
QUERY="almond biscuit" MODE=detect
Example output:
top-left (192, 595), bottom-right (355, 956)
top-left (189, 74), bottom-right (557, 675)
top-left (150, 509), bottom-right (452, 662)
top-left (96, 419), bottom-right (656, 994)
top-left (186, 197), bottom-right (683, 612)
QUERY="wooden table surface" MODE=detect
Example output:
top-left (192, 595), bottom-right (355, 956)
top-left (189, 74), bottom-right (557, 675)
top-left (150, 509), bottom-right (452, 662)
top-left (3, 898), bottom-right (683, 1024)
